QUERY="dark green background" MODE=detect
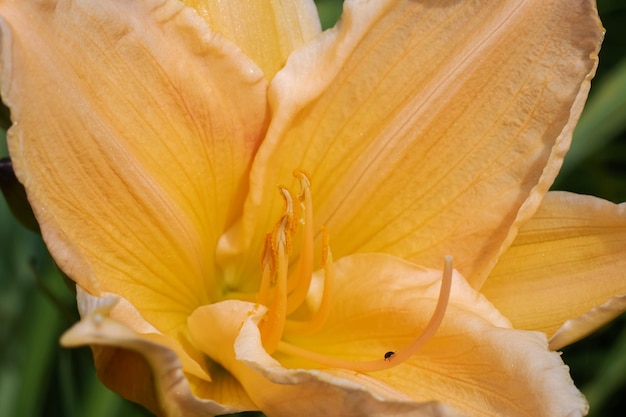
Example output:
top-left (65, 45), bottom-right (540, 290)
top-left (1, 1), bottom-right (624, 416)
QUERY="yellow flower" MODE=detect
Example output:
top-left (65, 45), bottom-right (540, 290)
top-left (1, 0), bottom-right (624, 416)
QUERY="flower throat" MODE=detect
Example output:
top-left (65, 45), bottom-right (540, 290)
top-left (256, 170), bottom-right (452, 372)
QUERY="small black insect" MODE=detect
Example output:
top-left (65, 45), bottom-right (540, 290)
top-left (384, 351), bottom-right (395, 361)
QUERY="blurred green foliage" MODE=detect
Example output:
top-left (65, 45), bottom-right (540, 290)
top-left (0, 1), bottom-right (624, 416)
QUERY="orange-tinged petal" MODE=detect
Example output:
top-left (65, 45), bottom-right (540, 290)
top-left (183, 0), bottom-right (321, 79)
top-left (549, 295), bottom-right (626, 351)
top-left (61, 291), bottom-right (257, 416)
top-left (74, 286), bottom-right (210, 381)
top-left (188, 300), bottom-right (463, 417)
top-left (228, 0), bottom-right (603, 291)
top-left (481, 191), bottom-right (626, 348)
top-left (281, 254), bottom-right (587, 417)
top-left (0, 0), bottom-right (268, 335)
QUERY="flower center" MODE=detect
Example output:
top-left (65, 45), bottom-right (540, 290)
top-left (257, 169), bottom-right (332, 353)
top-left (256, 170), bottom-right (452, 373)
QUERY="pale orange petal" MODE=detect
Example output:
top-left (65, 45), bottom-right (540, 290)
top-left (0, 0), bottom-right (267, 336)
top-left (183, 0), bottom-right (321, 79)
top-left (74, 286), bottom-right (210, 382)
top-left (188, 300), bottom-right (463, 416)
top-left (282, 254), bottom-right (587, 417)
top-left (481, 191), bottom-right (626, 348)
top-left (549, 295), bottom-right (626, 351)
top-left (61, 293), bottom-right (257, 416)
top-left (225, 0), bottom-right (603, 291)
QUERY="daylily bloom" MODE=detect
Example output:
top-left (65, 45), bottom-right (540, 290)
top-left (1, 0), bottom-right (625, 416)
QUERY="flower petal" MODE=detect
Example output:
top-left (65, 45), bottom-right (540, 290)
top-left (188, 299), bottom-right (463, 417)
top-left (74, 286), bottom-right (210, 382)
top-left (0, 0), bottom-right (268, 335)
top-left (481, 191), bottom-right (626, 349)
top-left (183, 0), bottom-right (321, 79)
top-left (549, 295), bottom-right (626, 351)
top-left (61, 290), bottom-right (257, 416)
top-left (228, 0), bottom-right (603, 290)
top-left (282, 254), bottom-right (588, 417)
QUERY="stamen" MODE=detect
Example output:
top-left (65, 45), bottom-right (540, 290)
top-left (259, 218), bottom-right (290, 354)
top-left (276, 256), bottom-right (454, 373)
top-left (274, 187), bottom-right (298, 255)
top-left (259, 186), bottom-right (298, 354)
top-left (286, 170), bottom-right (315, 314)
top-left (256, 234), bottom-right (274, 306)
top-left (284, 228), bottom-right (334, 335)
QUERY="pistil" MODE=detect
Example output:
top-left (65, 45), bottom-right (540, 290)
top-left (276, 256), bottom-right (453, 372)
